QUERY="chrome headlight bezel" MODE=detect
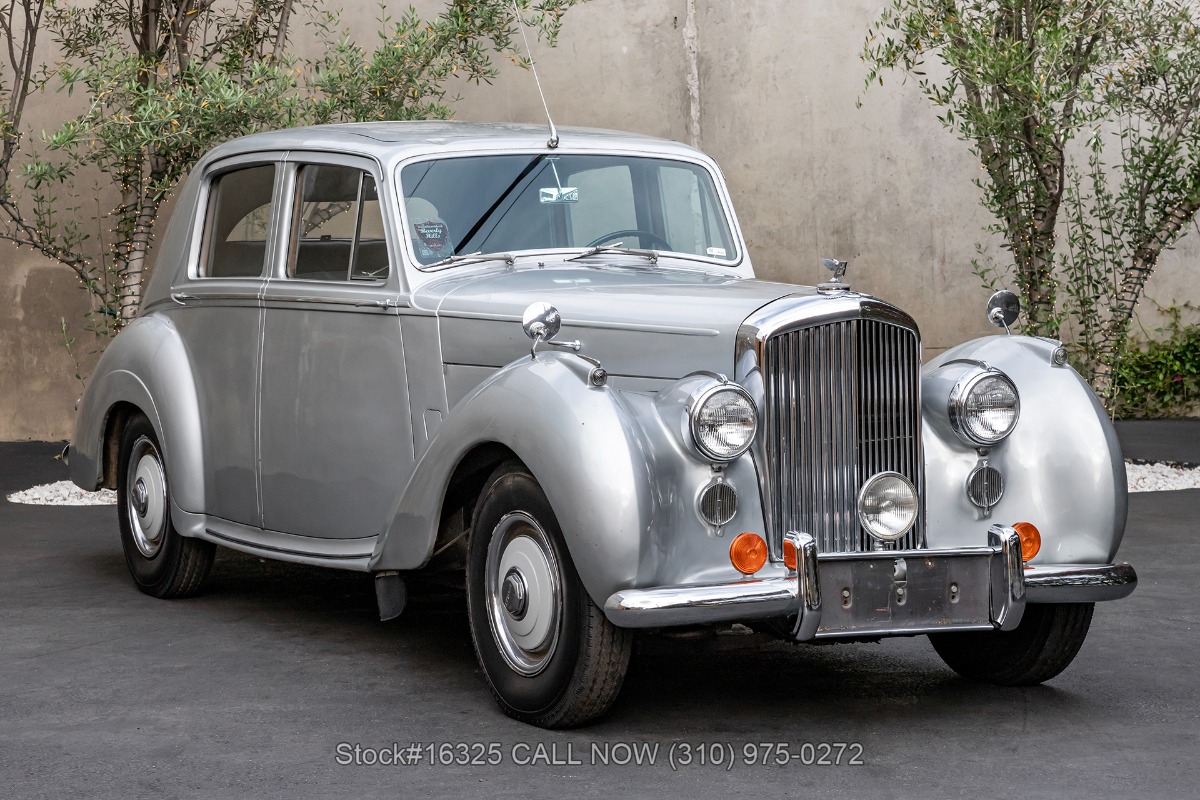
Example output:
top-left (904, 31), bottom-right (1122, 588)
top-left (686, 381), bottom-right (758, 463)
top-left (948, 367), bottom-right (1021, 447)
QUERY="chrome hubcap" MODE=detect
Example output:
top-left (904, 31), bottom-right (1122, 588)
top-left (126, 437), bottom-right (168, 559)
top-left (502, 568), bottom-right (529, 619)
top-left (485, 512), bottom-right (562, 677)
top-left (133, 479), bottom-right (149, 516)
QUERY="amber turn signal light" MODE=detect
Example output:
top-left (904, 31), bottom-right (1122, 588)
top-left (730, 532), bottom-right (768, 575)
top-left (782, 538), bottom-right (798, 571)
top-left (1013, 522), bottom-right (1041, 561)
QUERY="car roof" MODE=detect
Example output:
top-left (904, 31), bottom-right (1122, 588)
top-left (202, 121), bottom-right (707, 164)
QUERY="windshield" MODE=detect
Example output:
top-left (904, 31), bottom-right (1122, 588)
top-left (399, 154), bottom-right (739, 267)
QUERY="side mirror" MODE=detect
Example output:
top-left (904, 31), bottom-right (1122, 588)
top-left (522, 302), bottom-right (562, 341)
top-left (986, 290), bottom-right (1021, 334)
top-left (522, 302), bottom-right (580, 359)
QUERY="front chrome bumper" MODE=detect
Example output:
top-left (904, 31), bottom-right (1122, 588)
top-left (603, 525), bottom-right (1137, 640)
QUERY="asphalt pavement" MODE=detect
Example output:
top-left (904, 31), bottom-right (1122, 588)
top-left (1, 425), bottom-right (1197, 799)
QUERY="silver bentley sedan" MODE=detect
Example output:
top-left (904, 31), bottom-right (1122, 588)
top-left (67, 122), bottom-right (1136, 728)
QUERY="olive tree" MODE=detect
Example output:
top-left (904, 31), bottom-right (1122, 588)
top-left (1, 0), bottom-right (582, 336)
top-left (863, 0), bottom-right (1200, 401)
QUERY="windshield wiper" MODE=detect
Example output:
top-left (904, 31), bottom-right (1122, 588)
top-left (566, 244), bottom-right (659, 266)
top-left (425, 251), bottom-right (516, 270)
top-left (456, 156), bottom-right (547, 251)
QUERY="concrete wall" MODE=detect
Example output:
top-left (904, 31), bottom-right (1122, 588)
top-left (3, 0), bottom-right (1197, 440)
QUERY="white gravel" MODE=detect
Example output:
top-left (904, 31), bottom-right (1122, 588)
top-left (5, 461), bottom-right (1199, 506)
top-left (6, 480), bottom-right (117, 506)
top-left (1125, 461), bottom-right (1200, 493)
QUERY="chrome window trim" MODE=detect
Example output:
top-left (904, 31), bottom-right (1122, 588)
top-left (190, 154), bottom-right (288, 282)
top-left (273, 152), bottom-right (399, 288)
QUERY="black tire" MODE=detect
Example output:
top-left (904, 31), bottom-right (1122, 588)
top-left (929, 603), bottom-right (1094, 686)
top-left (117, 414), bottom-right (215, 598)
top-left (466, 461), bottom-right (631, 728)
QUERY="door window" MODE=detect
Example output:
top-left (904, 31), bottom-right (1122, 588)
top-left (288, 165), bottom-right (390, 281)
top-left (201, 164), bottom-right (276, 278)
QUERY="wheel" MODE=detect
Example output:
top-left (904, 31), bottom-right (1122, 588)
top-left (586, 228), bottom-right (673, 251)
top-left (466, 461), bottom-right (631, 728)
top-left (929, 603), bottom-right (1095, 686)
top-left (117, 414), bottom-right (215, 598)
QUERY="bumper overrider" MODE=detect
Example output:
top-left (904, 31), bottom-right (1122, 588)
top-left (603, 526), bottom-right (1137, 640)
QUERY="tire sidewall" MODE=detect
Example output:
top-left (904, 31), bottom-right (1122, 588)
top-left (467, 466), bottom-right (585, 717)
top-left (117, 416), bottom-right (184, 591)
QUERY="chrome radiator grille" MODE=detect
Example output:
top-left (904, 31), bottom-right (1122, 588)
top-left (760, 318), bottom-right (924, 554)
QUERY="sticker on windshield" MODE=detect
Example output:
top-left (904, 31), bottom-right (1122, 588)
top-left (539, 186), bottom-right (579, 204)
top-left (706, 247), bottom-right (727, 258)
top-left (415, 220), bottom-right (449, 252)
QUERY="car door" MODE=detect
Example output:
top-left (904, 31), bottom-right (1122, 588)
top-left (171, 156), bottom-right (282, 527)
top-left (257, 155), bottom-right (416, 542)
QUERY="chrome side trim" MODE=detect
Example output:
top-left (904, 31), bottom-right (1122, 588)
top-left (437, 309), bottom-right (721, 337)
top-left (168, 292), bottom-right (257, 303)
top-left (260, 295), bottom-right (407, 310)
top-left (1024, 562), bottom-right (1138, 603)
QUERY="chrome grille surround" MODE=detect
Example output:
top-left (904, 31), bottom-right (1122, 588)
top-left (735, 293), bottom-right (925, 556)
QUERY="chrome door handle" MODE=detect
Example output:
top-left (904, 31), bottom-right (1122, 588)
top-left (355, 298), bottom-right (402, 310)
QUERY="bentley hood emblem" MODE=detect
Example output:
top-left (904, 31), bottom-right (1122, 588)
top-left (818, 257), bottom-right (850, 292)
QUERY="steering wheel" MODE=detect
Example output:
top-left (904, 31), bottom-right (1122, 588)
top-left (586, 229), bottom-right (673, 251)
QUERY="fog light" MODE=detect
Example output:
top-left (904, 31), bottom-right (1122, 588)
top-left (1014, 521), bottom-right (1041, 561)
top-left (698, 481), bottom-right (737, 527)
top-left (858, 472), bottom-right (918, 542)
top-left (966, 463), bottom-right (1004, 512)
top-left (729, 532), bottom-right (768, 575)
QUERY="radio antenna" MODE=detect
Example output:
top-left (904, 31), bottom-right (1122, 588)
top-left (509, 0), bottom-right (559, 149)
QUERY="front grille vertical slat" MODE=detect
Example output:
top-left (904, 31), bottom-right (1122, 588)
top-left (762, 316), bottom-right (922, 555)
top-left (803, 332), bottom-right (817, 546)
top-left (838, 322), bottom-right (854, 552)
top-left (818, 326), bottom-right (830, 545)
top-left (779, 334), bottom-right (792, 551)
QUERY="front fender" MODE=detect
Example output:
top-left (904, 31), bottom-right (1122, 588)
top-left (70, 314), bottom-right (206, 515)
top-left (922, 335), bottom-right (1128, 563)
top-left (370, 352), bottom-right (658, 605)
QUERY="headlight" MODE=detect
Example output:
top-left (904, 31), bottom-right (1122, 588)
top-left (689, 383), bottom-right (758, 462)
top-left (949, 368), bottom-right (1020, 447)
top-left (858, 472), bottom-right (918, 541)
